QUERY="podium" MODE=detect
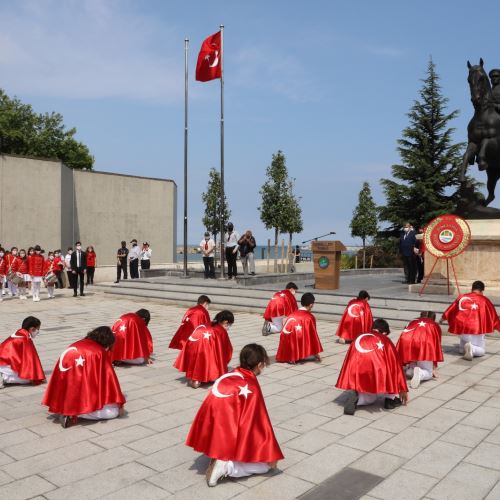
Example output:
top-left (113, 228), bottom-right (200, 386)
top-left (311, 240), bottom-right (346, 290)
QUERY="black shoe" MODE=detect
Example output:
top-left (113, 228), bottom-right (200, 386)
top-left (114, 281), bottom-right (119, 284)
top-left (384, 397), bottom-right (402, 410)
top-left (80, 293), bottom-right (85, 297)
top-left (251, 272), bottom-right (256, 275)
top-left (61, 415), bottom-right (75, 428)
top-left (73, 294), bottom-right (77, 297)
top-left (344, 391), bottom-right (358, 415)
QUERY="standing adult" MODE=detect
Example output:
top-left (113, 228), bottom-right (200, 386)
top-left (399, 222), bottom-right (417, 284)
top-left (415, 227), bottom-right (425, 284)
top-left (238, 230), bottom-right (257, 276)
top-left (128, 239), bottom-right (140, 279)
top-left (140, 243), bottom-right (152, 271)
top-left (200, 232), bottom-right (215, 279)
top-left (70, 242), bottom-right (87, 297)
top-left (115, 241), bottom-right (128, 283)
top-left (224, 222), bottom-right (240, 280)
top-left (64, 247), bottom-right (74, 289)
top-left (86, 246), bottom-right (96, 285)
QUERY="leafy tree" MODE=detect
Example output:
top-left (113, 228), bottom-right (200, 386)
top-left (350, 181), bottom-right (378, 268)
top-left (0, 89), bottom-right (93, 170)
top-left (281, 179), bottom-right (303, 270)
top-left (259, 150), bottom-right (294, 272)
top-left (379, 58), bottom-right (466, 230)
top-left (201, 167), bottom-right (231, 266)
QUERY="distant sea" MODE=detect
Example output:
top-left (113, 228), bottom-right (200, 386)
top-left (177, 245), bottom-right (308, 262)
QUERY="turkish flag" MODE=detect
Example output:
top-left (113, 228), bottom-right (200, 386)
top-left (0, 329), bottom-right (45, 383)
top-left (442, 292), bottom-right (500, 335)
top-left (275, 309), bottom-right (323, 363)
top-left (174, 323), bottom-right (233, 382)
top-left (42, 339), bottom-right (125, 416)
top-left (335, 299), bottom-right (373, 341)
top-left (196, 31), bottom-right (222, 82)
top-left (111, 312), bottom-right (153, 362)
top-left (169, 304), bottom-right (211, 350)
top-left (336, 330), bottom-right (408, 394)
top-left (396, 317), bottom-right (443, 364)
top-left (186, 367), bottom-right (284, 462)
top-left (263, 289), bottom-right (298, 321)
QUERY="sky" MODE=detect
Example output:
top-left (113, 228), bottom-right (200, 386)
top-left (1, 0), bottom-right (500, 246)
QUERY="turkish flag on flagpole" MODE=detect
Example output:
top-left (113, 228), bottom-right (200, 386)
top-left (196, 31), bottom-right (222, 82)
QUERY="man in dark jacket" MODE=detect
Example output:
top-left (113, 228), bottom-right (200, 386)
top-left (399, 223), bottom-right (416, 284)
top-left (70, 242), bottom-right (87, 297)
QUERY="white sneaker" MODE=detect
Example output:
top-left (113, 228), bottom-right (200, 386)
top-left (464, 342), bottom-right (474, 361)
top-left (20, 295), bottom-right (27, 300)
top-left (206, 459), bottom-right (228, 487)
top-left (410, 367), bottom-right (421, 389)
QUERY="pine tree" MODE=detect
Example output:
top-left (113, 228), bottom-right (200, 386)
top-left (379, 58), bottom-right (465, 230)
top-left (201, 168), bottom-right (231, 267)
top-left (350, 181), bottom-right (378, 268)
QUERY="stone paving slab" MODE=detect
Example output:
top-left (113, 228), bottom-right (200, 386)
top-left (0, 290), bottom-right (500, 499)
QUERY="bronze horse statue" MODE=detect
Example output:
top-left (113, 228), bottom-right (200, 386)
top-left (459, 58), bottom-right (500, 206)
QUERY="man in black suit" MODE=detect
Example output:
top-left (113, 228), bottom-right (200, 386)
top-left (70, 241), bottom-right (87, 297)
top-left (399, 223), bottom-right (417, 284)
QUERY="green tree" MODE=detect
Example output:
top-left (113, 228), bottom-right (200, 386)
top-left (0, 89), bottom-right (93, 170)
top-left (281, 179), bottom-right (304, 270)
top-left (201, 167), bottom-right (231, 266)
top-left (350, 181), bottom-right (378, 268)
top-left (259, 150), bottom-right (294, 272)
top-left (379, 58), bottom-right (465, 230)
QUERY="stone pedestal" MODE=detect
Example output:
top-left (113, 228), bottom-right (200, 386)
top-left (409, 219), bottom-right (500, 295)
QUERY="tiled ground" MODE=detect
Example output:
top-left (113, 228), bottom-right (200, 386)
top-left (1, 288), bottom-right (500, 499)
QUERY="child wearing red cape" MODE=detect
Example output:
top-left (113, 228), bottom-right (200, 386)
top-left (262, 282), bottom-right (298, 335)
top-left (441, 280), bottom-right (500, 361)
top-left (336, 318), bottom-right (408, 415)
top-left (111, 309), bottom-right (154, 364)
top-left (174, 310), bottom-right (233, 388)
top-left (0, 316), bottom-right (45, 387)
top-left (276, 292), bottom-right (323, 364)
top-left (186, 343), bottom-right (284, 487)
top-left (42, 326), bottom-right (125, 428)
top-left (336, 290), bottom-right (373, 344)
top-left (169, 295), bottom-right (211, 349)
top-left (396, 311), bottom-right (443, 389)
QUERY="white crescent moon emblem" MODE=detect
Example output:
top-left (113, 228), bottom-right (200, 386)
top-left (212, 372), bottom-right (244, 398)
top-left (188, 324), bottom-right (207, 342)
top-left (59, 347), bottom-right (77, 372)
top-left (347, 304), bottom-right (361, 318)
top-left (209, 50), bottom-right (219, 68)
top-left (458, 296), bottom-right (473, 311)
top-left (402, 324), bottom-right (416, 333)
top-left (282, 317), bottom-right (297, 335)
top-left (354, 333), bottom-right (376, 354)
top-left (11, 331), bottom-right (25, 338)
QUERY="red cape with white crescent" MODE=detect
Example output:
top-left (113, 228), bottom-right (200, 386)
top-left (42, 339), bottom-right (125, 416)
top-left (169, 305), bottom-right (211, 350)
top-left (0, 329), bottom-right (45, 383)
top-left (336, 331), bottom-right (408, 394)
top-left (442, 292), bottom-right (500, 335)
top-left (186, 367), bottom-right (284, 462)
top-left (174, 324), bottom-right (232, 382)
top-left (264, 289), bottom-right (298, 321)
top-left (275, 309), bottom-right (323, 363)
top-left (335, 299), bottom-right (373, 341)
top-left (111, 312), bottom-right (153, 362)
top-left (396, 318), bottom-right (443, 364)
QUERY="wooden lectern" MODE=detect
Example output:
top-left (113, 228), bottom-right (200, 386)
top-left (311, 240), bottom-right (346, 290)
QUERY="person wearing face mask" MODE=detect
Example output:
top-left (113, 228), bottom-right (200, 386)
top-left (0, 248), bottom-right (6, 302)
top-left (6, 247), bottom-right (21, 297)
top-left (399, 222), bottom-right (417, 284)
top-left (128, 239), bottom-right (141, 279)
top-left (28, 245), bottom-right (45, 302)
top-left (224, 222), bottom-right (240, 279)
top-left (140, 242), bottom-right (152, 271)
top-left (64, 247), bottom-right (74, 289)
top-left (43, 251), bottom-right (57, 299)
top-left (0, 316), bottom-right (45, 388)
top-left (53, 250), bottom-right (64, 289)
top-left (85, 246), bottom-right (96, 285)
top-left (25, 247), bottom-right (35, 295)
top-left (200, 232), bottom-right (216, 279)
top-left (42, 326), bottom-right (126, 428)
top-left (70, 241), bottom-right (87, 297)
top-left (115, 241), bottom-right (129, 283)
top-left (17, 249), bottom-right (29, 300)
top-left (174, 310), bottom-right (234, 389)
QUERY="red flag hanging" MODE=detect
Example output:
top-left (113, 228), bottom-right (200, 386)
top-left (196, 31), bottom-right (222, 82)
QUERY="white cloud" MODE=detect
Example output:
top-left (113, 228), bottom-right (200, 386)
top-left (0, 0), bottom-right (183, 101)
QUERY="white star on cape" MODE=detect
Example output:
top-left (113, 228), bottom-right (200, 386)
top-left (238, 384), bottom-right (252, 399)
top-left (184, 316), bottom-right (190, 322)
top-left (279, 293), bottom-right (286, 297)
top-left (75, 355), bottom-right (85, 367)
top-left (119, 325), bottom-right (126, 332)
top-left (203, 332), bottom-right (212, 340)
top-left (418, 321), bottom-right (427, 327)
top-left (295, 324), bottom-right (303, 332)
top-left (376, 341), bottom-right (384, 350)
top-left (471, 303), bottom-right (479, 310)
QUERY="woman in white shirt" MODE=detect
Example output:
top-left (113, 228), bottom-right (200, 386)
top-left (140, 243), bottom-right (152, 270)
top-left (200, 232), bottom-right (216, 279)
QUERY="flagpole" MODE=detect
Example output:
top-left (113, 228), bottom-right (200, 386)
top-left (219, 24), bottom-right (225, 279)
top-left (183, 38), bottom-right (189, 278)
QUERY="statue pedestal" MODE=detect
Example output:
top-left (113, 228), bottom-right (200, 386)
top-left (409, 219), bottom-right (500, 295)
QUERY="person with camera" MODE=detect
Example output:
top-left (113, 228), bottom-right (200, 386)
top-left (238, 230), bottom-right (256, 276)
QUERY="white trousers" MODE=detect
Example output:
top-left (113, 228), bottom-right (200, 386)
top-left (358, 392), bottom-right (398, 406)
top-left (241, 253), bottom-right (255, 275)
top-left (226, 460), bottom-right (270, 478)
top-left (121, 357), bottom-right (145, 365)
top-left (459, 334), bottom-right (486, 357)
top-left (405, 361), bottom-right (433, 382)
top-left (32, 281), bottom-right (41, 300)
top-left (0, 365), bottom-right (31, 384)
top-left (269, 316), bottom-right (285, 334)
top-left (7, 281), bottom-right (17, 296)
top-left (47, 286), bottom-right (55, 298)
top-left (79, 403), bottom-right (120, 420)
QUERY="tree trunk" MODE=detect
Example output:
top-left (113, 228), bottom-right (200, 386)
top-left (274, 227), bottom-right (278, 273)
top-left (362, 237), bottom-right (366, 269)
top-left (214, 233), bottom-right (218, 269)
top-left (288, 233), bottom-right (293, 272)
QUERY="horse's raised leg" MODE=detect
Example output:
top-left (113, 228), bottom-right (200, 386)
top-left (477, 139), bottom-right (492, 171)
top-left (460, 142), bottom-right (477, 181)
top-left (485, 171), bottom-right (499, 206)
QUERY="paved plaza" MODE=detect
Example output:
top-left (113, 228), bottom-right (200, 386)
top-left (1, 290), bottom-right (500, 499)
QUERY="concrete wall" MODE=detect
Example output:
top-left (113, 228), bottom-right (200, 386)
top-left (0, 154), bottom-right (177, 264)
